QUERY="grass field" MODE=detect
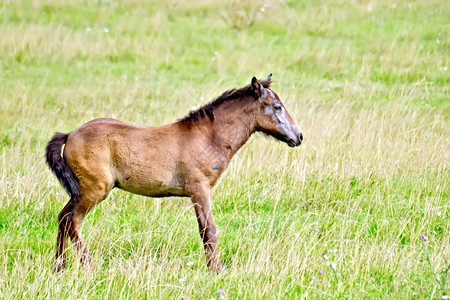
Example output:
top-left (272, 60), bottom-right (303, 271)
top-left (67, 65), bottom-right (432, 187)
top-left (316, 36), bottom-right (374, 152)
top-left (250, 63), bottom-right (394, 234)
top-left (0, 0), bottom-right (449, 298)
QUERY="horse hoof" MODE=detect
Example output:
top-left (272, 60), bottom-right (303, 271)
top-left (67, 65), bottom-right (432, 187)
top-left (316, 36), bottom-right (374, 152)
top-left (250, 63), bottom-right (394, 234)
top-left (53, 260), bottom-right (66, 273)
top-left (81, 255), bottom-right (93, 269)
top-left (214, 264), bottom-right (225, 274)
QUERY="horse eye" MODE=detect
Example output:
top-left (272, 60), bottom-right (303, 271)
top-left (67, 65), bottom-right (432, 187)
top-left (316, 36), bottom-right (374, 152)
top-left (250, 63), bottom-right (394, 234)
top-left (273, 104), bottom-right (282, 112)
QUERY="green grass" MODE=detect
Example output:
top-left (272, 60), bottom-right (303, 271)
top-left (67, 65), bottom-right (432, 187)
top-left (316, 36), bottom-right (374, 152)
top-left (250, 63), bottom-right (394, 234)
top-left (0, 0), bottom-right (449, 298)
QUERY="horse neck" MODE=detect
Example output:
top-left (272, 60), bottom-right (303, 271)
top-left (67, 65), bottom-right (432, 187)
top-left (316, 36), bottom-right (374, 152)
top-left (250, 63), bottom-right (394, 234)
top-left (209, 98), bottom-right (257, 160)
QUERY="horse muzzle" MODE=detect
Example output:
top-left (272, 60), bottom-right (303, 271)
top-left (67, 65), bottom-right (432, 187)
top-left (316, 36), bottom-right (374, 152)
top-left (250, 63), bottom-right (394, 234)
top-left (287, 133), bottom-right (303, 147)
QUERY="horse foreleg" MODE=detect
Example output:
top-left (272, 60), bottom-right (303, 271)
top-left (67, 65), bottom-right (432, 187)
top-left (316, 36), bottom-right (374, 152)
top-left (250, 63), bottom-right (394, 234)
top-left (188, 184), bottom-right (223, 273)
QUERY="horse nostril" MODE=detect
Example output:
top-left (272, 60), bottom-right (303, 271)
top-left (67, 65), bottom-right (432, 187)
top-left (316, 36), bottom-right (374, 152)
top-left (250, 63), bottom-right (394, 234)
top-left (299, 133), bottom-right (303, 143)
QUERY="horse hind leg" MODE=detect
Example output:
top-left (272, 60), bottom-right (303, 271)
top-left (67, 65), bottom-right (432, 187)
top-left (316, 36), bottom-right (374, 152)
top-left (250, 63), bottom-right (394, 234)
top-left (67, 201), bottom-right (96, 269)
top-left (54, 198), bottom-right (94, 272)
top-left (54, 199), bottom-right (75, 272)
top-left (54, 177), bottom-right (114, 272)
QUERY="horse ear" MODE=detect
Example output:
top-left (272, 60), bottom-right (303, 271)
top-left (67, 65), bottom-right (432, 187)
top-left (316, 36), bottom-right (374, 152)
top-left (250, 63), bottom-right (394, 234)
top-left (266, 73), bottom-right (272, 81)
top-left (251, 76), bottom-right (262, 98)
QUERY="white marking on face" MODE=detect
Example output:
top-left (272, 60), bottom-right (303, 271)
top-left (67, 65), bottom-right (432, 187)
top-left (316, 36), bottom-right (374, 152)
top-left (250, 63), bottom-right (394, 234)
top-left (266, 99), bottom-right (302, 142)
top-left (274, 105), bottom-right (289, 124)
top-left (261, 87), bottom-right (268, 99)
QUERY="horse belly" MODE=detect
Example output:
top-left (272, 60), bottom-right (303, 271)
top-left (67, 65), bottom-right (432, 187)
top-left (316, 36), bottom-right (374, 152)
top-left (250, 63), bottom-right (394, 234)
top-left (100, 122), bottom-right (187, 197)
top-left (116, 171), bottom-right (187, 198)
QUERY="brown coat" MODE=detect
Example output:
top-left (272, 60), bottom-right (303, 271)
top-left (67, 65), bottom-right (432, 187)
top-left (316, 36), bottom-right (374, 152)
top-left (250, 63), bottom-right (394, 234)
top-left (46, 75), bottom-right (303, 272)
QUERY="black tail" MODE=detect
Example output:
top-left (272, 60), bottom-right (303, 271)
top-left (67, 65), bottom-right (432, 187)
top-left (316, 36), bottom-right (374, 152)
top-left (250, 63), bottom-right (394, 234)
top-left (45, 133), bottom-right (80, 200)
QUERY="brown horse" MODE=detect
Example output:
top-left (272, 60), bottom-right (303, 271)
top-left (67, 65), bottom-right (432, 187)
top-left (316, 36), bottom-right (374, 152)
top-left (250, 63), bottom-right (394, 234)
top-left (45, 74), bottom-right (303, 272)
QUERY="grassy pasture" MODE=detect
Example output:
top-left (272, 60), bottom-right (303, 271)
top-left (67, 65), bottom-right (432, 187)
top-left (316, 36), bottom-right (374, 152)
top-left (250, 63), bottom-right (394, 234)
top-left (0, 0), bottom-right (449, 298)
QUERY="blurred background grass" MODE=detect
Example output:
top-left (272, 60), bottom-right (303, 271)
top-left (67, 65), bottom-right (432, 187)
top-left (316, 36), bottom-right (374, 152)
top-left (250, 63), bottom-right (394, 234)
top-left (0, 0), bottom-right (449, 298)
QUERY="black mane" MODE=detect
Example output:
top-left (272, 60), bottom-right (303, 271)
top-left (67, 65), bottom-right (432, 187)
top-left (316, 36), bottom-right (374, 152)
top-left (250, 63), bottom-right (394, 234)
top-left (179, 79), bottom-right (272, 124)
